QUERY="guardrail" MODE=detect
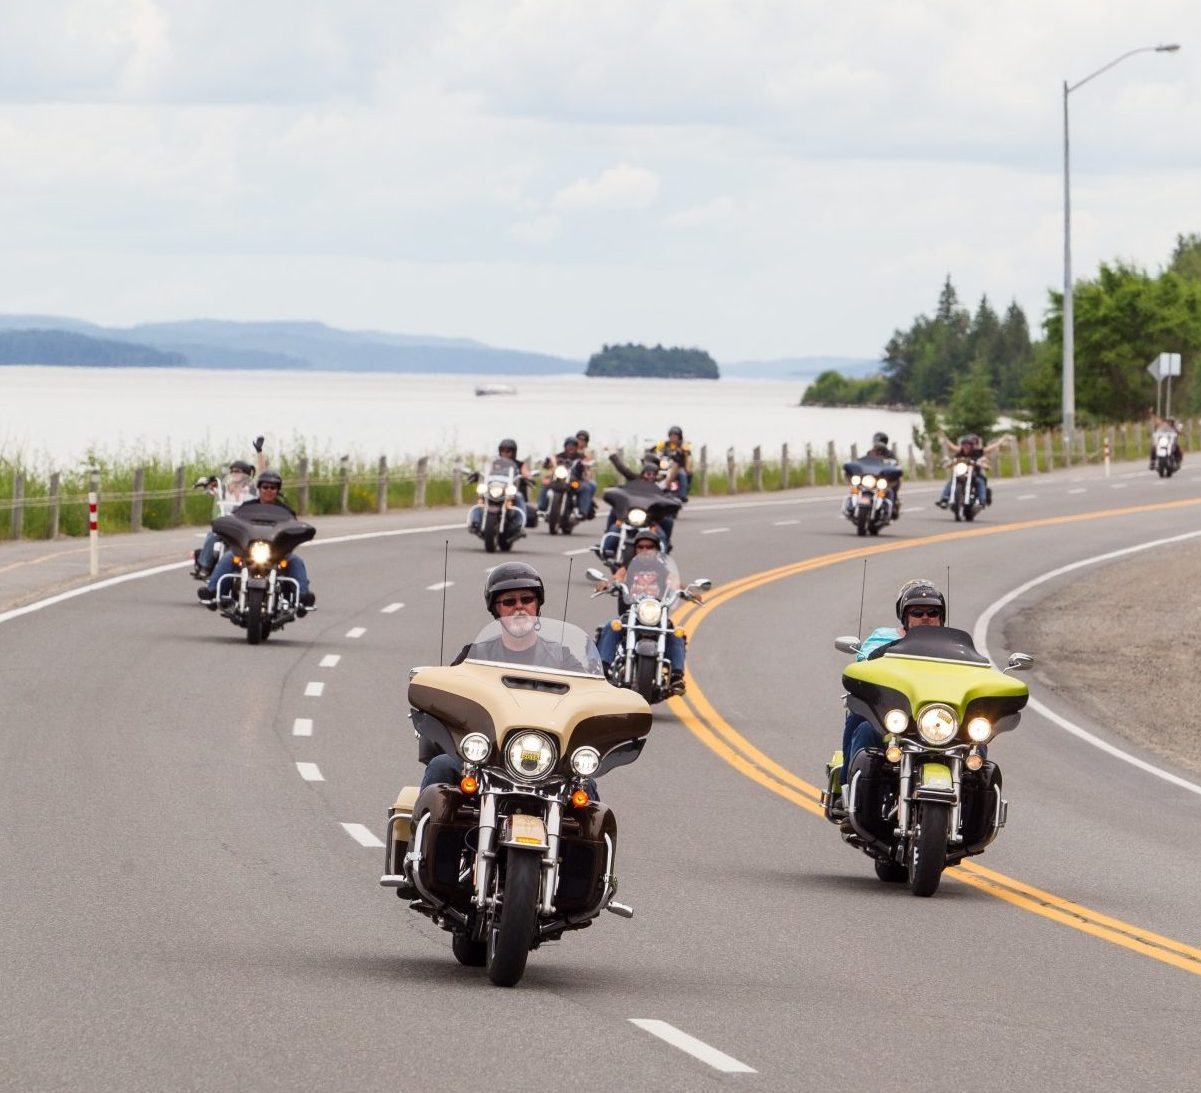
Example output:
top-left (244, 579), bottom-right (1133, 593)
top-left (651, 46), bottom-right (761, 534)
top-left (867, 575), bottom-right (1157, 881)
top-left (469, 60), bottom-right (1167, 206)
top-left (0, 419), bottom-right (1193, 540)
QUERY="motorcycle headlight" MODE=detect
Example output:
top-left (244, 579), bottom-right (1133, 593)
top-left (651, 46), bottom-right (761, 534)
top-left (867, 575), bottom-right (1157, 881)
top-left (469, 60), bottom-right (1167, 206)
top-left (883, 708), bottom-right (909, 734)
top-left (554, 465), bottom-right (569, 480)
top-left (460, 732), bottom-right (491, 764)
top-left (861, 474), bottom-right (877, 489)
top-left (917, 704), bottom-right (958, 746)
top-left (660, 458), bottom-right (671, 470)
top-left (476, 482), bottom-right (487, 497)
top-left (627, 507), bottom-right (648, 526)
top-left (966, 717), bottom-right (992, 743)
top-left (954, 462), bottom-right (969, 476)
top-left (636, 599), bottom-right (663, 626)
top-left (850, 475), bottom-right (861, 487)
top-left (488, 483), bottom-right (505, 499)
top-left (504, 484), bottom-right (517, 497)
top-left (570, 746), bottom-right (601, 777)
top-left (505, 731), bottom-right (557, 782)
top-left (249, 541), bottom-right (271, 566)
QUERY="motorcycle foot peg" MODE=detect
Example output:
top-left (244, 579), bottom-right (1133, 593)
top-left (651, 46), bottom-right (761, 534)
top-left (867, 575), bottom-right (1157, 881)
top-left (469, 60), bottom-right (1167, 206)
top-left (606, 900), bottom-right (634, 919)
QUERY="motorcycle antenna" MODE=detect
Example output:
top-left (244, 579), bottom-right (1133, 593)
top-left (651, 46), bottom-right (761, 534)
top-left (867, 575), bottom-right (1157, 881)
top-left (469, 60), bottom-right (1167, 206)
top-left (856, 558), bottom-right (868, 639)
top-left (438, 539), bottom-right (449, 666)
top-left (562, 557), bottom-right (574, 623)
top-left (945, 564), bottom-right (951, 625)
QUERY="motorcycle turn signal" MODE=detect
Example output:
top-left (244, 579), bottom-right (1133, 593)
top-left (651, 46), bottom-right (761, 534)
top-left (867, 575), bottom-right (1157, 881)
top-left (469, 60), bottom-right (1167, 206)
top-left (459, 775), bottom-right (479, 795)
top-left (570, 788), bottom-right (590, 809)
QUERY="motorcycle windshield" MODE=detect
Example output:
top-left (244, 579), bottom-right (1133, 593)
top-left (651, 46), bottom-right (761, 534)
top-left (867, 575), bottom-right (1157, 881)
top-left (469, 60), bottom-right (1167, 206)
top-left (462, 618), bottom-right (605, 678)
top-left (624, 552), bottom-right (680, 602)
top-left (843, 458), bottom-right (903, 481)
top-left (488, 458), bottom-right (518, 479)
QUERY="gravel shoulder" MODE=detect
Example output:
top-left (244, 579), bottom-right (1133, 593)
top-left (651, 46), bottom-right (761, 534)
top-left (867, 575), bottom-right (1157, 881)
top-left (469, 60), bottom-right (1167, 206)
top-left (1003, 540), bottom-right (1201, 775)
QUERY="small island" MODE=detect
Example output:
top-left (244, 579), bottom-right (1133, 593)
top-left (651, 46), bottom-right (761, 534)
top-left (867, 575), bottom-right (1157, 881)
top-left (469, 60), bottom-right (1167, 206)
top-left (585, 343), bottom-right (720, 379)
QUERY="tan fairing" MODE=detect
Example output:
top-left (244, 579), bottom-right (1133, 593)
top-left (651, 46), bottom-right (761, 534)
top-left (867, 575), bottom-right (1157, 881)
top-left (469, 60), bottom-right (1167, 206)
top-left (409, 662), bottom-right (652, 755)
top-left (392, 785), bottom-right (420, 816)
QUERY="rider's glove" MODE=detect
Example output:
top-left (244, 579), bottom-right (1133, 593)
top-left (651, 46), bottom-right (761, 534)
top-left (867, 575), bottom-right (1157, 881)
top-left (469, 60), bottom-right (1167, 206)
top-left (252, 436), bottom-right (265, 453)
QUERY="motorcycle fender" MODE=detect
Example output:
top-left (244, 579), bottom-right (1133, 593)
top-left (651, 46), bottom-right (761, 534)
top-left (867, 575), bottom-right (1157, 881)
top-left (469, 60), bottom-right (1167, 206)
top-left (914, 761), bottom-right (957, 801)
top-left (500, 813), bottom-right (548, 851)
top-left (246, 576), bottom-right (269, 591)
top-left (634, 638), bottom-right (658, 657)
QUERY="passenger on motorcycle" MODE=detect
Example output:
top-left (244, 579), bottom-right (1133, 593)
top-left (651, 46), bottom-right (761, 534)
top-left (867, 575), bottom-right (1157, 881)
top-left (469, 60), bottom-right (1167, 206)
top-left (865, 431), bottom-right (903, 516)
top-left (832, 579), bottom-right (947, 802)
top-left (602, 452), bottom-right (677, 551)
top-left (935, 433), bottom-right (1003, 509)
top-left (594, 530), bottom-right (687, 695)
top-left (574, 429), bottom-right (598, 518)
top-left (197, 470), bottom-right (315, 607)
top-left (537, 435), bottom-right (586, 517)
top-left (1148, 413), bottom-right (1183, 470)
top-left (421, 563), bottom-right (597, 791)
top-left (192, 457), bottom-right (260, 578)
top-left (653, 426), bottom-right (693, 501)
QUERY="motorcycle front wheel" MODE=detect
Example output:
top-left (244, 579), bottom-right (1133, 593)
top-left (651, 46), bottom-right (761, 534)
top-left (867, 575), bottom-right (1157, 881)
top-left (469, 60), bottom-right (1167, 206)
top-left (482, 510), bottom-right (499, 553)
top-left (855, 506), bottom-right (869, 537)
top-left (246, 588), bottom-right (267, 645)
top-left (486, 850), bottom-right (540, 987)
top-left (907, 801), bottom-right (950, 897)
top-left (633, 653), bottom-right (657, 702)
top-left (547, 492), bottom-right (563, 535)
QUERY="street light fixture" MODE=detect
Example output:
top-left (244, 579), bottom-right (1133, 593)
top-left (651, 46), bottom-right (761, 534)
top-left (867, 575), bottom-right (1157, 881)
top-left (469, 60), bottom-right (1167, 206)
top-left (1062, 43), bottom-right (1180, 441)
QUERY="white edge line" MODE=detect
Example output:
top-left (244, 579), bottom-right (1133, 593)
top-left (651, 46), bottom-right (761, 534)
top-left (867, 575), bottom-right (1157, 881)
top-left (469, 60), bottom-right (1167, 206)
top-left (973, 529), bottom-right (1201, 797)
top-left (341, 823), bottom-right (384, 848)
top-left (628, 1019), bottom-right (755, 1074)
top-left (292, 718), bottom-right (313, 737)
top-left (296, 762), bottom-right (324, 782)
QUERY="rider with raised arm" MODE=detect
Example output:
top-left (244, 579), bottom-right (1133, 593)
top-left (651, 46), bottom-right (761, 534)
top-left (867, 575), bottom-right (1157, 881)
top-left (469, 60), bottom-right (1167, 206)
top-left (934, 432), bottom-right (1007, 509)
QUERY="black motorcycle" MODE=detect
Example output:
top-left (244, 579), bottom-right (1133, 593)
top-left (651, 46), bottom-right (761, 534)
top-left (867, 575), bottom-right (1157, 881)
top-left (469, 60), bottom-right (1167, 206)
top-left (592, 483), bottom-right (682, 572)
top-left (543, 455), bottom-right (589, 535)
top-left (206, 507), bottom-right (315, 644)
top-left (840, 458), bottom-right (902, 537)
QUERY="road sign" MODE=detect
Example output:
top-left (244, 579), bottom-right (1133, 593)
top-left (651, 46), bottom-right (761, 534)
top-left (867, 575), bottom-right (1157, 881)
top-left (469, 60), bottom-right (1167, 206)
top-left (1147, 352), bottom-right (1182, 380)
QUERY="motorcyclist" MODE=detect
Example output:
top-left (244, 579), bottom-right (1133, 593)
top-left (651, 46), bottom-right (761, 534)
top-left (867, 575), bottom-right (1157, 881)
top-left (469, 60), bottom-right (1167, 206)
top-left (191, 457), bottom-right (260, 578)
top-left (653, 426), bottom-right (693, 501)
top-left (537, 434), bottom-right (585, 518)
top-left (574, 429), bottom-right (598, 518)
top-left (474, 438), bottom-right (532, 530)
top-left (934, 433), bottom-right (1004, 509)
top-left (830, 579), bottom-right (947, 812)
top-left (864, 431), bottom-right (902, 516)
top-left (602, 452), bottom-right (677, 552)
top-left (1148, 413), bottom-right (1183, 470)
top-left (594, 530), bottom-right (687, 694)
top-left (196, 470), bottom-right (315, 607)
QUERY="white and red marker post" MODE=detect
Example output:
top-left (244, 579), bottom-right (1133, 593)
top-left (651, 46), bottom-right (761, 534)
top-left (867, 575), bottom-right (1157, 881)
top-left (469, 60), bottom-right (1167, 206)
top-left (1103, 437), bottom-right (1111, 478)
top-left (88, 467), bottom-right (100, 576)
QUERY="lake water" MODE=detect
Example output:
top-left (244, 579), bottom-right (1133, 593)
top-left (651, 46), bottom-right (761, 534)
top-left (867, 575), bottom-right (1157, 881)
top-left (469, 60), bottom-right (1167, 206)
top-left (0, 366), bottom-right (920, 468)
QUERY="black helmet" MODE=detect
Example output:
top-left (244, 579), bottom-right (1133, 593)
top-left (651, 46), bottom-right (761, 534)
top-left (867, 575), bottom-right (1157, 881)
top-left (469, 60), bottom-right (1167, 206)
top-left (498, 438), bottom-right (517, 455)
top-left (564, 435), bottom-right (579, 448)
top-left (873, 432), bottom-right (889, 448)
top-left (895, 579), bottom-right (946, 624)
top-left (668, 425), bottom-right (683, 439)
top-left (631, 528), bottom-right (664, 551)
top-left (228, 459), bottom-right (255, 476)
top-left (484, 562), bottom-right (545, 617)
top-left (576, 429), bottom-right (590, 442)
top-left (256, 469), bottom-right (283, 490)
top-left (640, 458), bottom-right (661, 477)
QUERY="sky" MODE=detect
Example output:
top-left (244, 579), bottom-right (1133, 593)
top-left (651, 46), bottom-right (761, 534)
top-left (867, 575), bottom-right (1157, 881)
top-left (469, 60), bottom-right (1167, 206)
top-left (0, 1), bottom-right (1197, 363)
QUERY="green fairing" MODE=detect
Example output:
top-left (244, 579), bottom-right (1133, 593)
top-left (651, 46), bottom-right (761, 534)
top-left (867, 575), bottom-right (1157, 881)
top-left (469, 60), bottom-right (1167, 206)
top-left (843, 654), bottom-right (1028, 725)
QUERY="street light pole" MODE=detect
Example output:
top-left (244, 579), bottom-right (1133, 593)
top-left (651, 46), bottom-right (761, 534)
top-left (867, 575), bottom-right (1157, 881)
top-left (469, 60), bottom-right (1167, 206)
top-left (1061, 43), bottom-right (1180, 442)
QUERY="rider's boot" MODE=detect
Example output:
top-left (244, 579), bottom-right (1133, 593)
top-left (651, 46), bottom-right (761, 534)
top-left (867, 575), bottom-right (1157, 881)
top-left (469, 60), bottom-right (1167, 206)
top-left (670, 670), bottom-right (686, 695)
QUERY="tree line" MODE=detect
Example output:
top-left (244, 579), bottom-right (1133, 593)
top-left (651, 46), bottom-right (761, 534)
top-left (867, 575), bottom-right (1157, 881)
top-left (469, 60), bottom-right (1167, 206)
top-left (586, 343), bottom-right (720, 379)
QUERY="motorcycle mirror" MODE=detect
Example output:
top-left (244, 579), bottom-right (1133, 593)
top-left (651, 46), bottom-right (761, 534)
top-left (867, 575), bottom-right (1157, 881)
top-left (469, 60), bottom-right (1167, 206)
top-left (690, 578), bottom-right (713, 592)
top-left (834, 636), bottom-right (862, 655)
top-left (585, 568), bottom-right (607, 582)
top-left (1005, 652), bottom-right (1034, 672)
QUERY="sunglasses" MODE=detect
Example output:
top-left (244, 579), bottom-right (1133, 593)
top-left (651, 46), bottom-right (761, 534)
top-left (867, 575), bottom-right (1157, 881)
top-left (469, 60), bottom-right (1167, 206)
top-left (906, 608), bottom-right (942, 619)
top-left (495, 593), bottom-right (538, 609)
top-left (635, 542), bottom-right (658, 551)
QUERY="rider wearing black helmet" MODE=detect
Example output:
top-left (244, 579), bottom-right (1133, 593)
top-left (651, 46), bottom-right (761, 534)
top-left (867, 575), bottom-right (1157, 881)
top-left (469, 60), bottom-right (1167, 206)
top-left (493, 438), bottom-right (534, 522)
top-left (574, 429), bottom-right (597, 518)
top-left (830, 579), bottom-right (947, 806)
top-left (865, 430), bottom-right (902, 517)
top-left (935, 431), bottom-right (1008, 509)
top-left (537, 434), bottom-right (585, 518)
top-left (198, 467), bottom-right (315, 607)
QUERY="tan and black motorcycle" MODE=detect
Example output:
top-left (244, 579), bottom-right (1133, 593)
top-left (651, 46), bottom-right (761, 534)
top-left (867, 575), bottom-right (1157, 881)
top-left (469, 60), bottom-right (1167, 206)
top-left (381, 619), bottom-right (652, 987)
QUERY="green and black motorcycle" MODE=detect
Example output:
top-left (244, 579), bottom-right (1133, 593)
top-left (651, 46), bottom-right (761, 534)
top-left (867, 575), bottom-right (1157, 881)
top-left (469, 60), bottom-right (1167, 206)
top-left (822, 626), bottom-right (1032, 896)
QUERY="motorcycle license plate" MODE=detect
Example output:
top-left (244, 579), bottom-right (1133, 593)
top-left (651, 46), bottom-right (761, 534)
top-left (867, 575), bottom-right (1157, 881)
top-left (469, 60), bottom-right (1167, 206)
top-left (504, 814), bottom-right (548, 848)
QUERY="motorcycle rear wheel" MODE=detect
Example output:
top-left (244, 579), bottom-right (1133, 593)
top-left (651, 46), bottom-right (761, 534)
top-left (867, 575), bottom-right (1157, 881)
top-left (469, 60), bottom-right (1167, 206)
top-left (907, 801), bottom-right (950, 897)
top-left (486, 850), bottom-right (540, 987)
top-left (246, 588), bottom-right (267, 645)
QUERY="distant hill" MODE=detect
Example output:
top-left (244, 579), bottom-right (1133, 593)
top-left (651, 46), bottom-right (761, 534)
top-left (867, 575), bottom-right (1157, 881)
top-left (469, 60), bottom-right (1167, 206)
top-left (0, 329), bottom-right (185, 367)
top-left (724, 356), bottom-right (880, 380)
top-left (586, 343), bottom-right (720, 379)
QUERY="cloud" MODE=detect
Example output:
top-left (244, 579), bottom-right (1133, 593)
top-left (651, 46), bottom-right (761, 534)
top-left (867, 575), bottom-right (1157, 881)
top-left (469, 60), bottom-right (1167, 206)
top-left (664, 197), bottom-right (736, 230)
top-left (550, 164), bottom-right (660, 212)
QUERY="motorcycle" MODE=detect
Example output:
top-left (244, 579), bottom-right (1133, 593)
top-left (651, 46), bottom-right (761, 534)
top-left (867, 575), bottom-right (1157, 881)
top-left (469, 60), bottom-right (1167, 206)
top-left (542, 455), bottom-right (588, 535)
top-left (821, 626), bottom-right (1032, 896)
top-left (840, 458), bottom-right (902, 536)
top-left (205, 507), bottom-right (316, 644)
top-left (944, 456), bottom-right (986, 522)
top-left (465, 458), bottom-right (530, 553)
top-left (1153, 432), bottom-right (1181, 477)
top-left (591, 483), bottom-right (682, 572)
top-left (587, 555), bottom-right (710, 704)
top-left (381, 619), bottom-right (652, 987)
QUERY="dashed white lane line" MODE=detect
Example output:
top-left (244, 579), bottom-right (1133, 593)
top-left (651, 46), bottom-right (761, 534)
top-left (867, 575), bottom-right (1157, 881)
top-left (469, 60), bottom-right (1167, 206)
top-left (629, 1020), bottom-right (755, 1074)
top-left (305, 681), bottom-right (325, 697)
top-left (906, 506), bottom-right (926, 513)
top-left (427, 580), bottom-right (454, 591)
top-left (1017, 493), bottom-right (1037, 500)
top-left (701, 527), bottom-right (731, 535)
top-left (1111, 483), bottom-right (1128, 489)
top-left (563, 547), bottom-right (593, 555)
top-left (773, 519), bottom-right (800, 526)
top-left (292, 718), bottom-right (313, 737)
top-left (381, 603), bottom-right (404, 613)
top-left (296, 762), bottom-right (324, 782)
top-left (342, 823), bottom-right (385, 848)
top-left (346, 627), bottom-right (367, 638)
top-left (320, 654), bottom-right (341, 668)
top-left (1068, 488), bottom-right (1087, 494)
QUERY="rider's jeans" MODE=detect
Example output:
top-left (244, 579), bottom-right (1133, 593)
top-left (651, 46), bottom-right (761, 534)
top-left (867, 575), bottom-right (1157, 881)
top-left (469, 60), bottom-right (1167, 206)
top-left (939, 473), bottom-right (988, 505)
top-left (207, 552), bottom-right (310, 596)
top-left (196, 530), bottom-right (220, 570)
top-left (578, 480), bottom-right (597, 514)
top-left (597, 623), bottom-right (685, 673)
top-left (675, 469), bottom-right (691, 500)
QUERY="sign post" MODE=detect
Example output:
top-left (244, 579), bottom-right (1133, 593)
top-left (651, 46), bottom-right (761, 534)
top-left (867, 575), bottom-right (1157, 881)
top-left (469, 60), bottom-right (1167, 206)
top-left (1147, 352), bottom-right (1183, 417)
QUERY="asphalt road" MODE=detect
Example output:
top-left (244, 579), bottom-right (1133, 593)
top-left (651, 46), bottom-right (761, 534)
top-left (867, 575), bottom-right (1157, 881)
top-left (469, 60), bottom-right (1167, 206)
top-left (2, 464), bottom-right (1200, 1092)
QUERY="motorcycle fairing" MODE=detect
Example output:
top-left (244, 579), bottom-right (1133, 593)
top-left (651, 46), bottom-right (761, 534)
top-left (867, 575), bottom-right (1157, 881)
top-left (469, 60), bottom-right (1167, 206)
top-left (212, 507), bottom-right (316, 557)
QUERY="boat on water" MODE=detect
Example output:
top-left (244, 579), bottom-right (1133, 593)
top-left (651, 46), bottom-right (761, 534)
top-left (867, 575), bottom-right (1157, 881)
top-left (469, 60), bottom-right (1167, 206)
top-left (474, 383), bottom-right (517, 396)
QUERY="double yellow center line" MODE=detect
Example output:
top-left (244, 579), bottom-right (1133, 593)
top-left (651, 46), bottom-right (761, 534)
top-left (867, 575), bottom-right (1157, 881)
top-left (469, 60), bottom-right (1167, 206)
top-left (668, 496), bottom-right (1201, 977)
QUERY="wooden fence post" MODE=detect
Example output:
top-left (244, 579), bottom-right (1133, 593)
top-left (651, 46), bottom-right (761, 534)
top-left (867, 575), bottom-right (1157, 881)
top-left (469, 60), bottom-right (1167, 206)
top-left (1010, 436), bottom-right (1021, 478)
top-left (415, 456), bottom-right (429, 507)
top-left (827, 441), bottom-right (837, 485)
top-left (339, 456), bottom-right (351, 514)
top-left (1134, 422), bottom-right (1143, 458)
top-left (1042, 431), bottom-right (1053, 471)
top-left (11, 472), bottom-right (25, 538)
top-left (377, 456), bottom-right (389, 513)
top-left (849, 442), bottom-right (859, 461)
top-left (699, 445), bottom-right (709, 497)
top-left (805, 442), bottom-right (815, 486)
top-left (297, 458), bottom-right (310, 515)
top-left (906, 444), bottom-right (917, 479)
top-left (1026, 433), bottom-right (1037, 474)
top-left (922, 439), bottom-right (934, 478)
top-left (48, 472), bottom-right (60, 539)
top-left (751, 445), bottom-right (763, 491)
top-left (453, 466), bottom-right (463, 506)
top-left (726, 448), bottom-right (737, 495)
top-left (131, 466), bottom-right (145, 531)
top-left (171, 464), bottom-right (185, 526)
top-left (780, 443), bottom-right (789, 490)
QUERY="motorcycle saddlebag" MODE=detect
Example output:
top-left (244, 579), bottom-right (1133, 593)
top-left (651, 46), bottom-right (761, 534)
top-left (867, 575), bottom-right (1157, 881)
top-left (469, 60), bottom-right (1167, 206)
top-left (554, 802), bottom-right (617, 913)
top-left (413, 785), bottom-right (479, 901)
top-left (847, 748), bottom-right (897, 848)
top-left (959, 761), bottom-right (1003, 855)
